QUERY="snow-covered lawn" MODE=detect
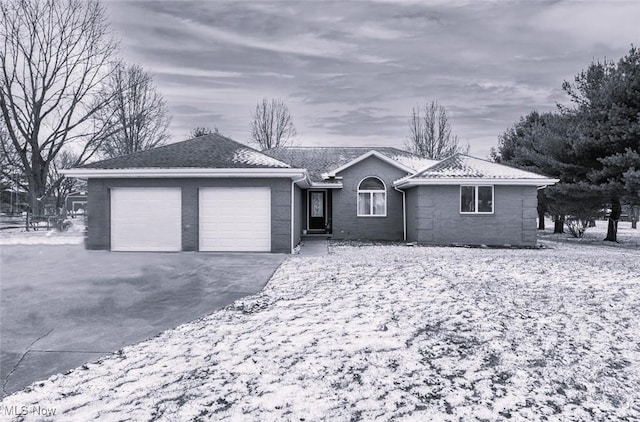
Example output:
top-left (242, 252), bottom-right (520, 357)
top-left (0, 218), bottom-right (84, 245)
top-left (2, 242), bottom-right (639, 421)
top-left (539, 219), bottom-right (639, 248)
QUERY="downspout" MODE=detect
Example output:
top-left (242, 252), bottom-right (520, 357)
top-left (291, 175), bottom-right (307, 254)
top-left (394, 186), bottom-right (406, 241)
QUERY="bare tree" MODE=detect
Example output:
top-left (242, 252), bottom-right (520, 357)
top-left (190, 126), bottom-right (219, 138)
top-left (0, 0), bottom-right (118, 215)
top-left (0, 122), bottom-right (25, 191)
top-left (96, 63), bottom-right (171, 158)
top-left (250, 98), bottom-right (296, 149)
top-left (405, 101), bottom-right (467, 159)
top-left (49, 149), bottom-right (81, 210)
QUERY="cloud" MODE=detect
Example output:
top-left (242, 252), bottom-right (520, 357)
top-left (105, 0), bottom-right (640, 156)
top-left (308, 107), bottom-right (406, 137)
top-left (534, 1), bottom-right (640, 50)
top-left (154, 67), bottom-right (244, 79)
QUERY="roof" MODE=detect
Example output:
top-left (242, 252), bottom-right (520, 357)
top-left (70, 139), bottom-right (557, 187)
top-left (81, 134), bottom-right (291, 169)
top-left (263, 147), bottom-right (436, 182)
top-left (396, 154), bottom-right (559, 187)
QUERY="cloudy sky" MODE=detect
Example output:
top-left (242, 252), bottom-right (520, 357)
top-left (105, 0), bottom-right (640, 157)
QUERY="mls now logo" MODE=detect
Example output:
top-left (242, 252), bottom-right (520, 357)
top-left (1, 405), bottom-right (57, 417)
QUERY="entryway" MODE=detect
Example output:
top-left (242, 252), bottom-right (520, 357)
top-left (307, 189), bottom-right (332, 234)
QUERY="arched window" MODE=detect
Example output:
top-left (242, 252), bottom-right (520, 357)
top-left (357, 177), bottom-right (386, 216)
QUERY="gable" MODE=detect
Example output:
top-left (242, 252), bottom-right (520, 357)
top-left (329, 150), bottom-right (415, 177)
top-left (335, 154), bottom-right (410, 186)
top-left (263, 147), bottom-right (431, 183)
top-left (396, 154), bottom-right (559, 187)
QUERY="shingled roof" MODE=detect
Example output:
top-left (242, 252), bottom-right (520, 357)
top-left (263, 147), bottom-right (436, 182)
top-left (392, 153), bottom-right (559, 188)
top-left (81, 134), bottom-right (290, 169)
top-left (411, 154), bottom-right (554, 179)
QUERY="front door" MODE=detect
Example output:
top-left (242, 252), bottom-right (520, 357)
top-left (308, 191), bottom-right (326, 231)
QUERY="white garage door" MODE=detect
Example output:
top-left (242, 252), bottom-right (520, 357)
top-left (111, 188), bottom-right (182, 251)
top-left (199, 187), bottom-right (271, 252)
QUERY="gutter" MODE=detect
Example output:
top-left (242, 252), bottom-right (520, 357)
top-left (394, 186), bottom-right (407, 241)
top-left (61, 167), bottom-right (308, 179)
top-left (395, 177), bottom-right (560, 188)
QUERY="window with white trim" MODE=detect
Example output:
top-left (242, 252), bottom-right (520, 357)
top-left (460, 185), bottom-right (494, 214)
top-left (358, 177), bottom-right (386, 216)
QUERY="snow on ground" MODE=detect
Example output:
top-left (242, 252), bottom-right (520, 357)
top-left (539, 219), bottom-right (639, 248)
top-left (2, 242), bottom-right (639, 421)
top-left (0, 219), bottom-right (84, 245)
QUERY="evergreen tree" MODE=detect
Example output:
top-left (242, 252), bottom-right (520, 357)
top-left (563, 47), bottom-right (640, 240)
top-left (492, 111), bottom-right (602, 232)
top-left (495, 47), bottom-right (640, 241)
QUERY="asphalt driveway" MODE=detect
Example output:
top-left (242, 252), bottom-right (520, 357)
top-left (0, 244), bottom-right (285, 397)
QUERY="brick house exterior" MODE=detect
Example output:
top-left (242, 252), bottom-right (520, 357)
top-left (330, 156), bottom-right (406, 240)
top-left (64, 134), bottom-right (558, 253)
top-left (86, 178), bottom-right (295, 253)
top-left (405, 185), bottom-right (538, 246)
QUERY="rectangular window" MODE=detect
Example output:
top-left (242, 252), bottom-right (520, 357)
top-left (477, 186), bottom-right (493, 213)
top-left (358, 192), bottom-right (371, 215)
top-left (460, 185), bottom-right (493, 214)
top-left (311, 192), bottom-right (324, 217)
top-left (357, 192), bottom-right (386, 216)
top-left (373, 192), bottom-right (385, 215)
top-left (460, 186), bottom-right (475, 213)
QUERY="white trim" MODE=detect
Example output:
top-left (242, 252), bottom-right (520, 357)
top-left (357, 176), bottom-right (387, 217)
top-left (309, 182), bottom-right (343, 189)
top-left (62, 168), bottom-right (307, 179)
top-left (395, 177), bottom-right (559, 188)
top-left (328, 151), bottom-right (415, 177)
top-left (460, 185), bottom-right (494, 215)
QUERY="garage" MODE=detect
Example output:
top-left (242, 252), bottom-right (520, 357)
top-left (110, 188), bottom-right (182, 251)
top-left (199, 187), bottom-right (271, 252)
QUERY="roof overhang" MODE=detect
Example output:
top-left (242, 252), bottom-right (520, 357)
top-left (62, 167), bottom-right (308, 179)
top-left (309, 182), bottom-right (343, 189)
top-left (327, 150), bottom-right (415, 177)
top-left (395, 177), bottom-right (560, 188)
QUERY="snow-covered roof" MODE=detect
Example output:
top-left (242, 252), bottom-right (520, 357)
top-left (389, 155), bottom-right (439, 174)
top-left (231, 148), bottom-right (293, 168)
top-left (263, 147), bottom-right (431, 182)
top-left (396, 154), bottom-right (559, 187)
top-left (80, 134), bottom-right (291, 170)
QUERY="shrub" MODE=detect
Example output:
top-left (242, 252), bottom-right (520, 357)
top-left (565, 218), bottom-right (588, 238)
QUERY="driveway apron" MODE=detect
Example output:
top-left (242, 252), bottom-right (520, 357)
top-left (0, 245), bottom-right (285, 397)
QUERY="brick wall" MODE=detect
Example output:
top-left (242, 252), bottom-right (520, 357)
top-left (331, 156), bottom-right (408, 240)
top-left (87, 178), bottom-right (292, 253)
top-left (405, 187), bottom-right (418, 242)
top-left (86, 179), bottom-right (109, 250)
top-left (409, 184), bottom-right (538, 246)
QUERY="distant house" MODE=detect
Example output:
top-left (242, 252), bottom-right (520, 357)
top-left (63, 134), bottom-right (558, 252)
top-left (65, 191), bottom-right (88, 217)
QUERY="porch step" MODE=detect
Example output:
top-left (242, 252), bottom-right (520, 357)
top-left (302, 234), bottom-right (332, 239)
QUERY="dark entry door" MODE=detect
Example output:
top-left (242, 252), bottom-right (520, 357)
top-left (308, 191), bottom-right (326, 231)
